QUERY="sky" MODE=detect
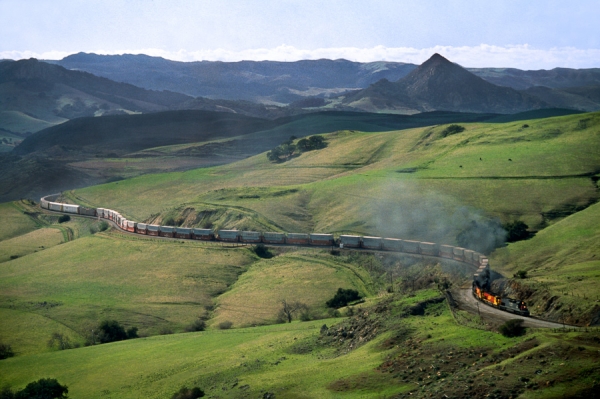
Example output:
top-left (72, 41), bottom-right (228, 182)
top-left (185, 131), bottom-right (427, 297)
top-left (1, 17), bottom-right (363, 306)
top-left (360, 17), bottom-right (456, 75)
top-left (1, 0), bottom-right (599, 69)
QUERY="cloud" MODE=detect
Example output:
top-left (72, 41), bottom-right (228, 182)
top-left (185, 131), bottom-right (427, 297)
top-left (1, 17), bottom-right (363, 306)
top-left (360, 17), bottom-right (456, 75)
top-left (2, 45), bottom-right (599, 69)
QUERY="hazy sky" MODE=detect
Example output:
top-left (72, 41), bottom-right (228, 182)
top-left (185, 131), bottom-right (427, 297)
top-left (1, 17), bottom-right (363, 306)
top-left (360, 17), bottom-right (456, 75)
top-left (2, 0), bottom-right (599, 69)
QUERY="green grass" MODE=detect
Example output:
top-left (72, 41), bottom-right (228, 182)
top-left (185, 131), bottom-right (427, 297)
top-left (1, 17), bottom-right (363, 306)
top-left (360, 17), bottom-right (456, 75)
top-left (0, 227), bottom-right (64, 263)
top-left (0, 202), bottom-right (40, 241)
top-left (211, 249), bottom-right (373, 327)
top-left (0, 110), bottom-right (62, 134)
top-left (491, 201), bottom-right (600, 325)
top-left (1, 290), bottom-right (597, 399)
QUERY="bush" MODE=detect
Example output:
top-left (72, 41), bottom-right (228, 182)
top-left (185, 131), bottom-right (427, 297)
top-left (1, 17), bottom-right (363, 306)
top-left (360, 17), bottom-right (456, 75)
top-left (163, 217), bottom-right (176, 226)
top-left (441, 124), bottom-right (465, 137)
top-left (126, 326), bottom-right (139, 339)
top-left (171, 386), bottom-right (205, 399)
top-left (0, 342), bottom-right (14, 359)
top-left (252, 244), bottom-right (273, 259)
top-left (514, 270), bottom-right (528, 279)
top-left (499, 319), bottom-right (526, 337)
top-left (218, 321), bottom-right (233, 330)
top-left (503, 220), bottom-right (530, 242)
top-left (326, 288), bottom-right (362, 308)
top-left (57, 215), bottom-right (70, 223)
top-left (185, 319), bottom-right (206, 332)
top-left (9, 378), bottom-right (69, 399)
top-left (47, 332), bottom-right (73, 350)
top-left (97, 320), bottom-right (128, 343)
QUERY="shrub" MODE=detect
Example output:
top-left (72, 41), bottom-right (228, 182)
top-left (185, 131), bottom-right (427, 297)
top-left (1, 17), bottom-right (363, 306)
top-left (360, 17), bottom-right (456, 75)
top-left (185, 319), bottom-right (206, 332)
top-left (326, 288), bottom-right (362, 308)
top-left (159, 327), bottom-right (174, 335)
top-left (47, 332), bottom-right (73, 350)
top-left (499, 319), bottom-right (526, 337)
top-left (97, 320), bottom-right (128, 343)
top-left (57, 215), bottom-right (70, 223)
top-left (252, 244), bottom-right (273, 259)
top-left (0, 342), bottom-right (14, 359)
top-left (171, 386), bottom-right (205, 399)
top-left (98, 221), bottom-right (109, 231)
top-left (514, 270), bottom-right (528, 279)
top-left (441, 124), bottom-right (465, 137)
top-left (218, 321), bottom-right (233, 330)
top-left (13, 378), bottom-right (68, 399)
top-left (503, 220), bottom-right (530, 242)
top-left (126, 326), bottom-right (139, 339)
top-left (163, 217), bottom-right (176, 226)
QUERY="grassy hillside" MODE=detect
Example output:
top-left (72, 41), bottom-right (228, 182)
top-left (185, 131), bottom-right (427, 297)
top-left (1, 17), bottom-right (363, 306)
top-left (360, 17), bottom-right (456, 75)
top-left (491, 201), bottom-right (600, 325)
top-left (73, 112), bottom-right (600, 237)
top-left (0, 290), bottom-right (597, 399)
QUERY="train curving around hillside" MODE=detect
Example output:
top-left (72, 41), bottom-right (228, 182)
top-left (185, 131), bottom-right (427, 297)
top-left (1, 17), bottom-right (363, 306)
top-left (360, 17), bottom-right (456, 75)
top-left (40, 194), bottom-right (529, 317)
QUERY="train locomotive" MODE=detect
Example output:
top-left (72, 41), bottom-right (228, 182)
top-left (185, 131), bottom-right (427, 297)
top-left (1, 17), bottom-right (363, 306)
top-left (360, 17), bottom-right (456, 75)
top-left (40, 194), bottom-right (530, 317)
top-left (472, 263), bottom-right (529, 316)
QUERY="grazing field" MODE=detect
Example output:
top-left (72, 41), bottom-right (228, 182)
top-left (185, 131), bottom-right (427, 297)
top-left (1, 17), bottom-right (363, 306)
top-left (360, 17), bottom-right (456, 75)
top-left (0, 227), bottom-right (64, 263)
top-left (0, 289), bottom-right (597, 399)
top-left (0, 201), bottom-right (40, 241)
top-left (211, 249), bottom-right (373, 328)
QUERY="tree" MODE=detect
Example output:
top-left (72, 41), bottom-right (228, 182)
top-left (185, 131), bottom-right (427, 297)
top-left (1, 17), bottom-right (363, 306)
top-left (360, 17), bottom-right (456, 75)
top-left (441, 124), bottom-right (465, 137)
top-left (503, 220), bottom-right (529, 242)
top-left (126, 327), bottom-right (139, 339)
top-left (15, 378), bottom-right (68, 399)
top-left (47, 332), bottom-right (72, 350)
top-left (252, 244), bottom-right (273, 259)
top-left (326, 288), bottom-right (361, 308)
top-left (171, 386), bottom-right (205, 399)
top-left (0, 342), bottom-right (14, 359)
top-left (97, 320), bottom-right (128, 343)
top-left (499, 319), bottom-right (526, 337)
top-left (58, 215), bottom-right (70, 223)
top-left (278, 300), bottom-right (308, 323)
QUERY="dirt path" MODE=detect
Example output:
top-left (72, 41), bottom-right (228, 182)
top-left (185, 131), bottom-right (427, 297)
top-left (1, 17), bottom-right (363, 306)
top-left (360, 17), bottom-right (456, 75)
top-left (454, 288), bottom-right (570, 329)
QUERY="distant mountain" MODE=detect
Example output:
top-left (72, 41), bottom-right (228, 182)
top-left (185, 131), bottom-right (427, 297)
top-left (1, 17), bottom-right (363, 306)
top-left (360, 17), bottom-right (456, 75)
top-left (49, 52), bottom-right (600, 104)
top-left (341, 54), bottom-right (550, 114)
top-left (520, 85), bottom-right (600, 111)
top-left (0, 58), bottom-right (193, 134)
top-left (467, 67), bottom-right (600, 90)
top-left (51, 53), bottom-right (418, 103)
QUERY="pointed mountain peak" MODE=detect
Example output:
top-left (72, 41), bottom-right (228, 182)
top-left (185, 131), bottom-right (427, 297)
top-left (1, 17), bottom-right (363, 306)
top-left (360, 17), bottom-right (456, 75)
top-left (422, 53), bottom-right (453, 67)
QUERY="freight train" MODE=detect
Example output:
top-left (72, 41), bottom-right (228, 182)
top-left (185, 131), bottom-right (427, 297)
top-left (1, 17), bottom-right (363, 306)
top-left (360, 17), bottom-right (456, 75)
top-left (472, 262), bottom-right (530, 316)
top-left (40, 194), bottom-right (529, 316)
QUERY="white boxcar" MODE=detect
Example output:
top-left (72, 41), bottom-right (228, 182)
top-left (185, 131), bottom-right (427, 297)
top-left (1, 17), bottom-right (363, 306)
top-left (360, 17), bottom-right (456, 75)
top-left (62, 204), bottom-right (79, 214)
top-left (192, 228), bottom-right (213, 240)
top-left (340, 235), bottom-right (361, 248)
top-left (218, 230), bottom-right (239, 242)
top-left (240, 231), bottom-right (261, 243)
top-left (362, 236), bottom-right (382, 249)
top-left (286, 233), bottom-right (309, 244)
top-left (402, 240), bottom-right (420, 254)
top-left (419, 242), bottom-right (437, 256)
top-left (382, 238), bottom-right (403, 251)
top-left (48, 202), bottom-right (63, 212)
top-left (439, 245), bottom-right (454, 259)
top-left (262, 232), bottom-right (285, 244)
top-left (309, 233), bottom-right (334, 245)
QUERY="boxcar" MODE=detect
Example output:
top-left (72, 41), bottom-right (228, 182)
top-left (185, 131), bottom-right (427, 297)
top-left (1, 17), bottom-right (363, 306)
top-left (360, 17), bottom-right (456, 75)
top-left (240, 231), bottom-right (261, 243)
top-left (80, 207), bottom-right (96, 216)
top-left (419, 241), bottom-right (437, 256)
top-left (218, 230), bottom-right (240, 242)
top-left (262, 232), bottom-right (285, 244)
top-left (382, 238), bottom-right (403, 251)
top-left (463, 249), bottom-right (474, 264)
top-left (362, 236), bottom-right (382, 250)
top-left (48, 202), bottom-right (63, 212)
top-left (40, 198), bottom-right (49, 209)
top-left (339, 235), bottom-right (361, 248)
top-left (452, 247), bottom-right (465, 262)
top-left (402, 240), bottom-right (420, 254)
top-left (309, 233), bottom-right (334, 246)
top-left (192, 228), bottom-right (214, 240)
top-left (63, 204), bottom-right (80, 214)
top-left (159, 226), bottom-right (175, 238)
top-left (286, 233), bottom-right (309, 245)
top-left (147, 224), bottom-right (160, 236)
top-left (136, 223), bottom-right (148, 234)
top-left (126, 220), bottom-right (136, 233)
top-left (103, 209), bottom-right (110, 219)
top-left (175, 227), bottom-right (191, 239)
top-left (439, 245), bottom-right (453, 259)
